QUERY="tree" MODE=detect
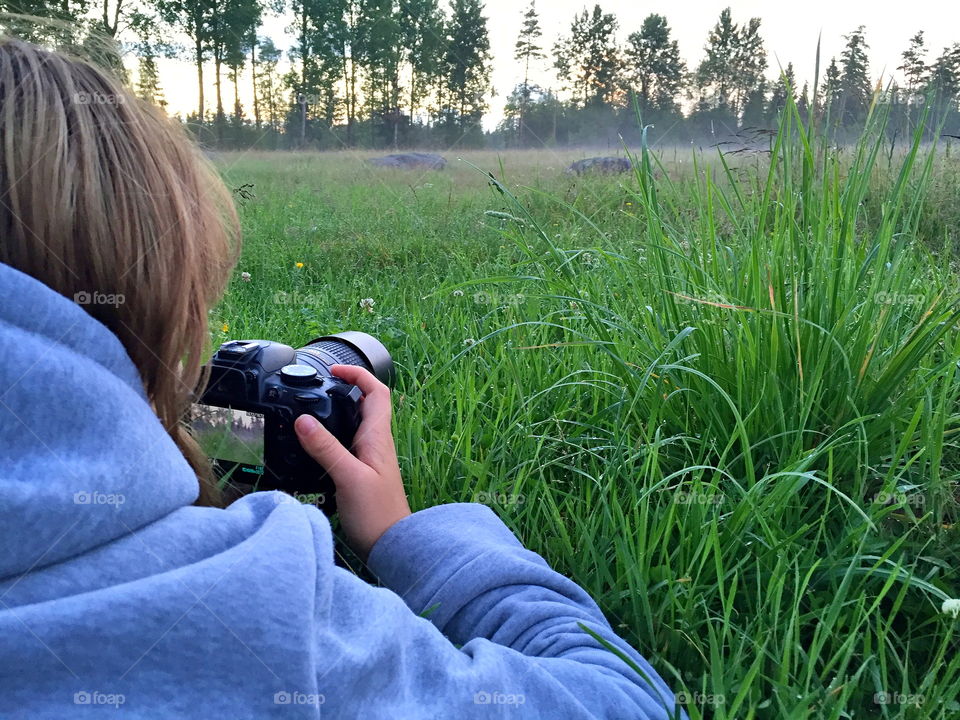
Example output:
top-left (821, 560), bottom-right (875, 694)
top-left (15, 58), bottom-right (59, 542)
top-left (208, 0), bottom-right (260, 138)
top-left (254, 36), bottom-right (283, 132)
top-left (286, 0), bottom-right (347, 147)
top-left (838, 26), bottom-right (872, 126)
top-left (356, 0), bottom-right (403, 146)
top-left (129, 9), bottom-right (172, 107)
top-left (766, 63), bottom-right (796, 124)
top-left (0, 0), bottom-right (89, 42)
top-left (741, 77), bottom-right (767, 128)
top-left (926, 44), bottom-right (960, 118)
top-left (441, 0), bottom-right (491, 138)
top-left (136, 53), bottom-right (165, 106)
top-left (695, 7), bottom-right (738, 115)
top-left (398, 0), bottom-right (443, 131)
top-left (513, 0), bottom-right (544, 144)
top-left (553, 5), bottom-right (620, 107)
top-left (157, 0), bottom-right (217, 121)
top-left (500, 83), bottom-right (565, 145)
top-left (695, 7), bottom-right (766, 121)
top-left (894, 31), bottom-right (928, 133)
top-left (797, 81), bottom-right (810, 119)
top-left (822, 57), bottom-right (843, 122)
top-left (899, 31), bottom-right (928, 95)
top-left (732, 17), bottom-right (766, 115)
top-left (624, 14), bottom-right (685, 118)
top-left (95, 0), bottom-right (131, 37)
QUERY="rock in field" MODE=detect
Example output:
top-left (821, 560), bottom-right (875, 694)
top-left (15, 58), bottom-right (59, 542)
top-left (566, 156), bottom-right (632, 175)
top-left (368, 152), bottom-right (447, 170)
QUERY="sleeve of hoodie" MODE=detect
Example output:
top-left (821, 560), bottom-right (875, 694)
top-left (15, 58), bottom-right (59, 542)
top-left (314, 502), bottom-right (682, 720)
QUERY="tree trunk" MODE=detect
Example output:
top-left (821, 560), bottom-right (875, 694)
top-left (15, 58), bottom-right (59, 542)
top-left (519, 55), bottom-right (531, 147)
top-left (215, 56), bottom-right (224, 143)
top-left (195, 37), bottom-right (204, 122)
top-left (233, 70), bottom-right (241, 122)
top-left (347, 60), bottom-right (357, 146)
top-left (251, 41), bottom-right (260, 130)
top-left (299, 95), bottom-right (307, 148)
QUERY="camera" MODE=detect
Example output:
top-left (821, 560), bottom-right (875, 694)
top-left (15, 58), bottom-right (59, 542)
top-left (191, 332), bottom-right (394, 513)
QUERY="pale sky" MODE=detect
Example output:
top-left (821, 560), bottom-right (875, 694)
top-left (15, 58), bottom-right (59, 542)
top-left (155, 1), bottom-right (960, 130)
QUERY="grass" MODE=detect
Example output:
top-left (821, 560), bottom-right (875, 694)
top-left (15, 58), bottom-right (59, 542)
top-left (211, 106), bottom-right (960, 719)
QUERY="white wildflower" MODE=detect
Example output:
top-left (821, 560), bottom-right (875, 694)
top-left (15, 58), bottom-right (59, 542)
top-left (359, 298), bottom-right (375, 313)
top-left (943, 599), bottom-right (960, 618)
top-left (453, 289), bottom-right (464, 297)
top-left (463, 338), bottom-right (476, 347)
top-left (240, 272), bottom-right (251, 282)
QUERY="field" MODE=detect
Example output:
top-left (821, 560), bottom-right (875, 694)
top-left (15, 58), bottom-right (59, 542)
top-left (212, 118), bottom-right (960, 719)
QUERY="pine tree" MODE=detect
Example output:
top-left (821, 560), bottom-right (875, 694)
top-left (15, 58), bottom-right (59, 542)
top-left (741, 77), bottom-right (768, 128)
top-left (696, 8), bottom-right (739, 114)
top-left (696, 8), bottom-right (766, 122)
top-left (624, 14), bottom-right (685, 118)
top-left (899, 31), bottom-right (928, 96)
top-left (823, 57), bottom-right (843, 121)
top-left (733, 17), bottom-right (767, 116)
top-left (838, 26), bottom-right (872, 127)
top-left (797, 81), bottom-right (810, 119)
top-left (926, 44), bottom-right (960, 116)
top-left (135, 53), bottom-right (165, 107)
top-left (553, 4), bottom-right (620, 108)
top-left (766, 63), bottom-right (796, 125)
top-left (514, 1), bottom-right (544, 145)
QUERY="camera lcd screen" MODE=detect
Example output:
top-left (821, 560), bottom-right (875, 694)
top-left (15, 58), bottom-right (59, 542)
top-left (190, 404), bottom-right (265, 467)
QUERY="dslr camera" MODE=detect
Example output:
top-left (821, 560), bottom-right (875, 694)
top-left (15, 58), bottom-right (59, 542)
top-left (191, 332), bottom-right (394, 513)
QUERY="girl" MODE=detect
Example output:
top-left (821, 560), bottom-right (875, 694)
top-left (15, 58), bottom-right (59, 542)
top-left (0, 37), bottom-right (681, 718)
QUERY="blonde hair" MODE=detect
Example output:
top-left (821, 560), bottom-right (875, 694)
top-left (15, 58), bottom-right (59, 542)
top-left (0, 36), bottom-right (240, 506)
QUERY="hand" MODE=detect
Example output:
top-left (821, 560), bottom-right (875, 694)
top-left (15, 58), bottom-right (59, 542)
top-left (294, 364), bottom-right (411, 560)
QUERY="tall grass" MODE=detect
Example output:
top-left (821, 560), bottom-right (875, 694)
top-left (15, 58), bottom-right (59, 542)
top-left (214, 107), bottom-right (960, 718)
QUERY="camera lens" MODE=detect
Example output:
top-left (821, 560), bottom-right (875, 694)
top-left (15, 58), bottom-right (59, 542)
top-left (297, 331), bottom-right (395, 387)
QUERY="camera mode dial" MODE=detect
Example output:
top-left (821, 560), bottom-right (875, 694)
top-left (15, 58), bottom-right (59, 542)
top-left (279, 364), bottom-right (319, 386)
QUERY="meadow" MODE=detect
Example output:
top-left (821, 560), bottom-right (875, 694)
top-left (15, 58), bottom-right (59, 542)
top-left (212, 114), bottom-right (960, 719)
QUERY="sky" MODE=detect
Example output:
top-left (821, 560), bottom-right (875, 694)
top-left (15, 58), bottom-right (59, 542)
top-left (156, 0), bottom-right (960, 130)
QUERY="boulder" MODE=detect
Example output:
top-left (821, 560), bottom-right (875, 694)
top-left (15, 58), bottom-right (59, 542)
top-left (368, 152), bottom-right (448, 170)
top-left (566, 156), bottom-right (632, 175)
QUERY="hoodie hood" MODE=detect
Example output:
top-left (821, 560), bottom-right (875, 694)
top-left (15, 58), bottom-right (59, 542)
top-left (0, 261), bottom-right (198, 579)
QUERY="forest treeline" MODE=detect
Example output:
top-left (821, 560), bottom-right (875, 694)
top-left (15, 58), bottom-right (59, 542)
top-left (2, 1), bottom-right (959, 150)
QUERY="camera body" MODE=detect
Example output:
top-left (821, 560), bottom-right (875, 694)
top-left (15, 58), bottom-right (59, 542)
top-left (194, 332), bottom-right (394, 514)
